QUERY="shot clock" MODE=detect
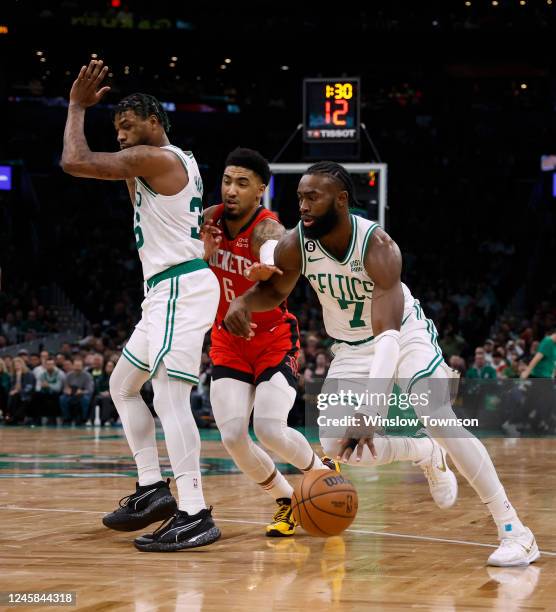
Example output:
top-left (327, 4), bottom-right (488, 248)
top-left (303, 78), bottom-right (360, 143)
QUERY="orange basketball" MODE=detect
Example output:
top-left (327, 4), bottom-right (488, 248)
top-left (292, 469), bottom-right (358, 536)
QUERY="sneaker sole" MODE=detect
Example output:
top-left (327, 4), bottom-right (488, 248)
top-left (102, 496), bottom-right (177, 532)
top-left (133, 526), bottom-right (221, 552)
top-left (266, 528), bottom-right (296, 537)
top-left (487, 546), bottom-right (540, 567)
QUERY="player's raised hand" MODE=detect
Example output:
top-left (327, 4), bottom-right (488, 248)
top-left (224, 296), bottom-right (257, 339)
top-left (200, 219), bottom-right (222, 261)
top-left (244, 262), bottom-right (284, 282)
top-left (336, 416), bottom-right (377, 463)
top-left (69, 59), bottom-right (111, 108)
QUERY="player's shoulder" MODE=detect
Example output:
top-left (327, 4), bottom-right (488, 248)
top-left (203, 203), bottom-right (224, 223)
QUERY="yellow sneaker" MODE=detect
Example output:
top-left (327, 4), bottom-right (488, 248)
top-left (266, 498), bottom-right (296, 537)
top-left (322, 456), bottom-right (341, 472)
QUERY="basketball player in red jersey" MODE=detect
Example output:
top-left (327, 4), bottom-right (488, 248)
top-left (203, 148), bottom-right (337, 537)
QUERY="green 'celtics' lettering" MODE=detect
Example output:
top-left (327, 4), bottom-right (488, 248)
top-left (190, 197), bottom-right (202, 238)
top-left (337, 299), bottom-right (366, 328)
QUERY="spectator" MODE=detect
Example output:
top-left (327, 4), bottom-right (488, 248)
top-left (439, 324), bottom-right (466, 359)
top-left (59, 358), bottom-right (94, 425)
top-left (4, 357), bottom-right (35, 425)
top-left (492, 348), bottom-right (509, 379)
top-left (35, 358), bottom-right (63, 425)
top-left (483, 339), bottom-right (495, 364)
top-left (466, 347), bottom-right (497, 379)
top-left (0, 358), bottom-right (11, 417)
top-left (304, 351), bottom-right (330, 384)
top-left (521, 327), bottom-right (556, 379)
top-left (1, 313), bottom-right (18, 344)
top-left (94, 360), bottom-right (117, 426)
top-left (32, 350), bottom-right (50, 390)
top-left (448, 355), bottom-right (466, 376)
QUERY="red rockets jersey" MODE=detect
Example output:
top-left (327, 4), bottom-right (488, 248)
top-left (208, 204), bottom-right (288, 331)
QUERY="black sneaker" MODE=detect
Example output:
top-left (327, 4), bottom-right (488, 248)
top-left (102, 479), bottom-right (177, 532)
top-left (134, 506), bottom-right (221, 552)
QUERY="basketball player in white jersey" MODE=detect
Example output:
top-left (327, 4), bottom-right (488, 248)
top-left (62, 59), bottom-right (221, 551)
top-left (225, 161), bottom-right (539, 567)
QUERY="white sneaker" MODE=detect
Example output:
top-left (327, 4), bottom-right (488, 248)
top-left (487, 527), bottom-right (540, 567)
top-left (414, 437), bottom-right (458, 509)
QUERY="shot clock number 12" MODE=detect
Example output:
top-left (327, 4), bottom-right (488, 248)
top-left (303, 78), bottom-right (360, 143)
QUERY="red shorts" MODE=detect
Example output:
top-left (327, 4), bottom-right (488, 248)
top-left (210, 313), bottom-right (300, 387)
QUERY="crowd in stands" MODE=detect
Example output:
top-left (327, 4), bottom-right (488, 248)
top-left (1, 278), bottom-right (554, 434)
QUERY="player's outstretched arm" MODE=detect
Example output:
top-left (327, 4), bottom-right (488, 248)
top-left (337, 228), bottom-right (404, 462)
top-left (61, 59), bottom-right (178, 181)
top-left (244, 218), bottom-right (286, 282)
top-left (224, 229), bottom-right (301, 338)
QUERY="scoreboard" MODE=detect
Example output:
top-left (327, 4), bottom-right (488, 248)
top-left (303, 78), bottom-right (360, 143)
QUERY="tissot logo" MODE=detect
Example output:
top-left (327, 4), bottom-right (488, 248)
top-left (305, 240), bottom-right (316, 252)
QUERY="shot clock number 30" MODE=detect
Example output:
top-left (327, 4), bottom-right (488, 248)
top-left (303, 78), bottom-right (360, 143)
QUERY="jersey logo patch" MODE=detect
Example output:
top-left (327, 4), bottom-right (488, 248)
top-left (235, 237), bottom-right (249, 249)
top-left (305, 240), bottom-right (316, 252)
top-left (194, 175), bottom-right (203, 195)
top-left (350, 259), bottom-right (363, 272)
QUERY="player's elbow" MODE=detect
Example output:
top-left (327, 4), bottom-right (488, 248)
top-left (60, 156), bottom-right (81, 176)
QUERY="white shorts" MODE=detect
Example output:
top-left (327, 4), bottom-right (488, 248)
top-left (327, 299), bottom-right (453, 392)
top-left (122, 267), bottom-right (219, 384)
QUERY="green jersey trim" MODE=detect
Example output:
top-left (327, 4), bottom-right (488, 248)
top-left (317, 215), bottom-right (357, 265)
top-left (136, 176), bottom-right (157, 197)
top-left (361, 222), bottom-right (380, 261)
top-left (122, 348), bottom-right (150, 373)
top-left (150, 277), bottom-right (179, 378)
top-left (166, 368), bottom-right (200, 385)
top-left (165, 147), bottom-right (190, 180)
top-left (298, 222), bottom-right (307, 276)
top-left (330, 334), bottom-right (375, 346)
top-left (146, 258), bottom-right (208, 290)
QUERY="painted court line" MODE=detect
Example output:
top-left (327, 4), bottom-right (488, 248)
top-left (1, 504), bottom-right (554, 557)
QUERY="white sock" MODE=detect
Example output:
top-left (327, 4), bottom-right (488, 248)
top-left (301, 453), bottom-right (326, 472)
top-left (484, 489), bottom-right (524, 537)
top-left (176, 471), bottom-right (205, 515)
top-left (109, 354), bottom-right (163, 486)
top-left (260, 468), bottom-right (294, 500)
top-left (135, 447), bottom-right (163, 486)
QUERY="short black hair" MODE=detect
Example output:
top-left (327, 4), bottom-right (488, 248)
top-left (114, 93), bottom-right (171, 133)
top-left (225, 147), bottom-right (271, 185)
top-left (304, 161), bottom-right (359, 208)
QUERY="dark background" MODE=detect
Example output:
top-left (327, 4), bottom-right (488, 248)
top-left (1, 0), bottom-right (555, 365)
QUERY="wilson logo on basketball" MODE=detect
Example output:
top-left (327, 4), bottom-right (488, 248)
top-left (346, 494), bottom-right (354, 513)
top-left (323, 475), bottom-right (351, 487)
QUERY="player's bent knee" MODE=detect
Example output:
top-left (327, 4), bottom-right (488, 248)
top-left (252, 417), bottom-right (284, 449)
top-left (219, 419), bottom-right (251, 454)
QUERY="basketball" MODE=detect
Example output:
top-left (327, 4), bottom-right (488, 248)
top-left (292, 469), bottom-right (358, 536)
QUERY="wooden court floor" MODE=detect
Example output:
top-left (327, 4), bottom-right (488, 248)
top-left (0, 426), bottom-right (554, 611)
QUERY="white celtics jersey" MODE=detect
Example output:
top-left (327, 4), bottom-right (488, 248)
top-left (133, 145), bottom-right (205, 281)
top-left (298, 214), bottom-right (415, 343)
